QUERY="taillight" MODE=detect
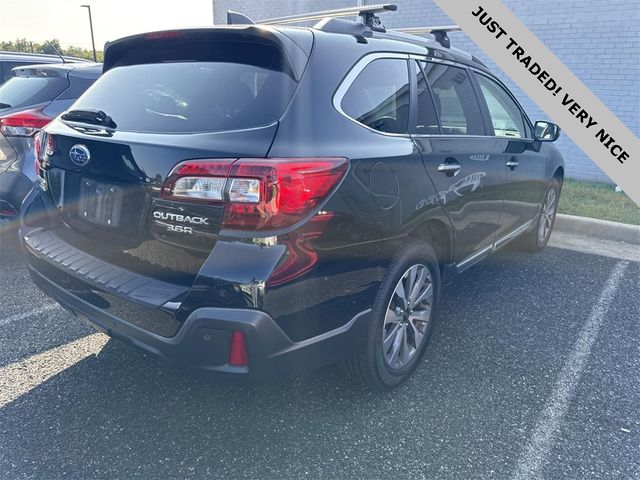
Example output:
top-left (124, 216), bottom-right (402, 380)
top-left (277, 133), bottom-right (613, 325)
top-left (45, 133), bottom-right (56, 156)
top-left (34, 132), bottom-right (42, 175)
top-left (162, 158), bottom-right (348, 231)
top-left (33, 132), bottom-right (55, 175)
top-left (163, 159), bottom-right (235, 202)
top-left (0, 200), bottom-right (17, 217)
top-left (0, 108), bottom-right (51, 137)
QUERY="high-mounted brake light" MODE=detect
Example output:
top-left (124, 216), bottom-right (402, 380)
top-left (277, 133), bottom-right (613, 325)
top-left (0, 108), bottom-right (51, 137)
top-left (144, 30), bottom-right (184, 40)
top-left (162, 158), bottom-right (348, 231)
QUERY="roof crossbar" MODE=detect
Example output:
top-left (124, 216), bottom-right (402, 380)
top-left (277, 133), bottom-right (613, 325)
top-left (256, 4), bottom-right (397, 32)
top-left (393, 25), bottom-right (462, 48)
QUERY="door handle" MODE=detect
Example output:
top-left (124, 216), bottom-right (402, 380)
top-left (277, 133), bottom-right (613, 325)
top-left (437, 158), bottom-right (461, 177)
top-left (506, 157), bottom-right (519, 170)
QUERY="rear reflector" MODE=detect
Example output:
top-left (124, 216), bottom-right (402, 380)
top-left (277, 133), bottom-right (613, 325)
top-left (162, 158), bottom-right (348, 231)
top-left (0, 108), bottom-right (51, 137)
top-left (229, 331), bottom-right (249, 367)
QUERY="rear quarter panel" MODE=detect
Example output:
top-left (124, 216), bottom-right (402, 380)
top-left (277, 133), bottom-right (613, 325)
top-left (196, 33), bottom-right (453, 341)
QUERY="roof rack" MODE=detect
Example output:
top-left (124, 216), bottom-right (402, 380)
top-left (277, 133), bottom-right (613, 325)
top-left (225, 6), bottom-right (463, 48)
top-left (227, 4), bottom-right (398, 33)
top-left (392, 25), bottom-right (462, 48)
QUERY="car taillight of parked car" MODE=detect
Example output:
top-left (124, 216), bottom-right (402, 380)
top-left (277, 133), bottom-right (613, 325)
top-left (161, 158), bottom-right (349, 231)
top-left (0, 107), bottom-right (51, 137)
top-left (33, 131), bottom-right (54, 176)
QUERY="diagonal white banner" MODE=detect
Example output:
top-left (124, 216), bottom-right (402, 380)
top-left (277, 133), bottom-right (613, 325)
top-left (432, 0), bottom-right (640, 206)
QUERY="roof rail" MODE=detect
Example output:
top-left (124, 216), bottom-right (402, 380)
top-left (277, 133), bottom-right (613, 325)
top-left (227, 4), bottom-right (397, 33)
top-left (393, 25), bottom-right (462, 48)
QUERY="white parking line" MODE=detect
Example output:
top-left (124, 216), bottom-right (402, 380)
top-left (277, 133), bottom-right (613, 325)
top-left (0, 332), bottom-right (108, 407)
top-left (0, 304), bottom-right (58, 329)
top-left (512, 260), bottom-right (629, 480)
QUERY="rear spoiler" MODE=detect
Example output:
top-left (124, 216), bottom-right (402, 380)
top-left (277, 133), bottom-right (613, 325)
top-left (102, 27), bottom-right (312, 81)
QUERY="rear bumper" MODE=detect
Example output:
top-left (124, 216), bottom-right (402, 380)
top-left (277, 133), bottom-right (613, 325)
top-left (0, 170), bottom-right (33, 215)
top-left (26, 260), bottom-right (370, 384)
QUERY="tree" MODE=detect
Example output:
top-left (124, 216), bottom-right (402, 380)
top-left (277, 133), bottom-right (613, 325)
top-left (0, 37), bottom-right (103, 62)
top-left (41, 39), bottom-right (63, 56)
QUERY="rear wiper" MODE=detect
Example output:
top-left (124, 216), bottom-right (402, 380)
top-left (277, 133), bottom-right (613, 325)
top-left (0, 102), bottom-right (12, 109)
top-left (61, 109), bottom-right (117, 129)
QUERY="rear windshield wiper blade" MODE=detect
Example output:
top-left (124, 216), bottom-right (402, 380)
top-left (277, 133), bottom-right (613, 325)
top-left (0, 102), bottom-right (12, 109)
top-left (61, 109), bottom-right (117, 129)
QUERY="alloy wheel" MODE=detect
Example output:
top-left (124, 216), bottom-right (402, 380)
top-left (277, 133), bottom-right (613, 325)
top-left (538, 188), bottom-right (557, 243)
top-left (382, 264), bottom-right (433, 369)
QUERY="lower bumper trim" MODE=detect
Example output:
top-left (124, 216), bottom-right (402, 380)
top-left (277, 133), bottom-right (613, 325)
top-left (27, 264), bottom-right (371, 384)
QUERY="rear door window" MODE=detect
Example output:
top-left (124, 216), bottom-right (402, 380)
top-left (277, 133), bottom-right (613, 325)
top-left (0, 75), bottom-right (68, 111)
top-left (70, 43), bottom-right (298, 134)
top-left (420, 61), bottom-right (484, 135)
top-left (341, 58), bottom-right (410, 134)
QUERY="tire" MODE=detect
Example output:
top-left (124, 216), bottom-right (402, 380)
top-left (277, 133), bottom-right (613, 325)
top-left (339, 240), bottom-right (441, 391)
top-left (516, 180), bottom-right (561, 252)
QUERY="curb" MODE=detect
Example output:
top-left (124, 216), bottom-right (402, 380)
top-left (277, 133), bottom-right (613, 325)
top-left (554, 214), bottom-right (640, 245)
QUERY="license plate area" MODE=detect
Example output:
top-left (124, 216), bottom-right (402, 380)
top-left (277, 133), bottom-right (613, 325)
top-left (78, 179), bottom-right (123, 227)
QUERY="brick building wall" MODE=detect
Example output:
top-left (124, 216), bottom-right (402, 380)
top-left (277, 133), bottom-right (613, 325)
top-left (213, 0), bottom-right (640, 183)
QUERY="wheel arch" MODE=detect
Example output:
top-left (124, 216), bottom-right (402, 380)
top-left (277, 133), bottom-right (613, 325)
top-left (553, 165), bottom-right (564, 183)
top-left (407, 219), bottom-right (453, 271)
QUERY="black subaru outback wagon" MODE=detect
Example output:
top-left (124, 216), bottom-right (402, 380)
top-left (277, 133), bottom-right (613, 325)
top-left (20, 6), bottom-right (563, 390)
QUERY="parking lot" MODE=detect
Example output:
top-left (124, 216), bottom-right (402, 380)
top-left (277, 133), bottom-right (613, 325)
top-left (0, 228), bottom-right (638, 480)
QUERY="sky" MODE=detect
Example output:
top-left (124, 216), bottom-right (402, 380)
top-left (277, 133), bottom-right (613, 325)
top-left (0, 0), bottom-right (214, 50)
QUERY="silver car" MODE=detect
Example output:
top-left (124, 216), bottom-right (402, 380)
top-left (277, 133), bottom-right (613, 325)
top-left (0, 62), bottom-right (101, 224)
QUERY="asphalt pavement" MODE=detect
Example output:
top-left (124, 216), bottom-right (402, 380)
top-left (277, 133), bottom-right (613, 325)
top-left (0, 227), bottom-right (638, 480)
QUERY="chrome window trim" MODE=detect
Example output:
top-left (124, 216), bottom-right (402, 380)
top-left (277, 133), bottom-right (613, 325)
top-left (411, 134), bottom-right (505, 139)
top-left (411, 133), bottom-right (536, 140)
top-left (332, 52), bottom-right (412, 138)
top-left (333, 52), bottom-right (536, 142)
top-left (411, 56), bottom-right (536, 141)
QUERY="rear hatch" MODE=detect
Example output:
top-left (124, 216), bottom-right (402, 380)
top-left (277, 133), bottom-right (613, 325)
top-left (0, 67), bottom-right (70, 173)
top-left (0, 67), bottom-right (69, 115)
top-left (38, 27), bottom-right (312, 284)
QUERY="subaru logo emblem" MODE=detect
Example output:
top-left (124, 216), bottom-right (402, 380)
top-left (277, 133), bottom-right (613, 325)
top-left (69, 144), bottom-right (90, 166)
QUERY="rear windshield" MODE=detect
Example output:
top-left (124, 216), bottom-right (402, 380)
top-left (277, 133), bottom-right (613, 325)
top-left (0, 75), bottom-right (67, 112)
top-left (71, 43), bottom-right (298, 133)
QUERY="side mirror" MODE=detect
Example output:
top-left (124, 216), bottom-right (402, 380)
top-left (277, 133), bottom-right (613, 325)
top-left (534, 121), bottom-right (561, 142)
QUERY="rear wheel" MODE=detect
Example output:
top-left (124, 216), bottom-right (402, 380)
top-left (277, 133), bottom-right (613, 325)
top-left (516, 180), bottom-right (560, 252)
top-left (340, 240), bottom-right (440, 391)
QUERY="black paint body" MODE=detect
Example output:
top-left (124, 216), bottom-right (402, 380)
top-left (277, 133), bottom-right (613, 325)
top-left (20, 25), bottom-right (564, 383)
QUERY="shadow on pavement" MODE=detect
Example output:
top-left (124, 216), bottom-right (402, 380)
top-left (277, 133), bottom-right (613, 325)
top-left (0, 248), bottom-right (633, 479)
